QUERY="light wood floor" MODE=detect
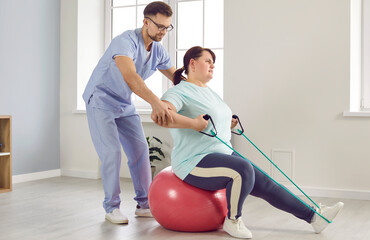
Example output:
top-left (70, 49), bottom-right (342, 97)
top-left (0, 176), bottom-right (369, 240)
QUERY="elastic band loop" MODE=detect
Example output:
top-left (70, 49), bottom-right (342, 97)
top-left (199, 114), bottom-right (217, 137)
top-left (231, 114), bottom-right (244, 135)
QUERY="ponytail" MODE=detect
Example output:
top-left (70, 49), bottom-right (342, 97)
top-left (173, 67), bottom-right (186, 85)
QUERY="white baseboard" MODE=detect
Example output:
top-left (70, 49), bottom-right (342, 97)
top-left (285, 185), bottom-right (370, 201)
top-left (13, 169), bottom-right (61, 184)
top-left (12, 169), bottom-right (100, 183)
top-left (11, 170), bottom-right (370, 200)
top-left (61, 169), bottom-right (100, 179)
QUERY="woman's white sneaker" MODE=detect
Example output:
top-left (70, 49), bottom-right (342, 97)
top-left (311, 202), bottom-right (344, 233)
top-left (105, 208), bottom-right (129, 224)
top-left (223, 217), bottom-right (253, 239)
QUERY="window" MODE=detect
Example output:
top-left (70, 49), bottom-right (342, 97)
top-left (171, 0), bottom-right (224, 98)
top-left (350, 0), bottom-right (370, 113)
top-left (100, 0), bottom-right (224, 111)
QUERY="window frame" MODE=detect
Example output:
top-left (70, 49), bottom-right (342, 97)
top-left (347, 0), bottom-right (370, 116)
top-left (362, 0), bottom-right (370, 110)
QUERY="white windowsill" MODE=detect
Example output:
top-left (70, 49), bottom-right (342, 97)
top-left (72, 109), bottom-right (154, 123)
top-left (72, 109), bottom-right (86, 114)
top-left (343, 111), bottom-right (370, 117)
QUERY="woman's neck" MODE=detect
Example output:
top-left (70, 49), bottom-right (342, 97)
top-left (186, 77), bottom-right (207, 88)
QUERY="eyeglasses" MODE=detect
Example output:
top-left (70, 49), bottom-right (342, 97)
top-left (145, 17), bottom-right (174, 32)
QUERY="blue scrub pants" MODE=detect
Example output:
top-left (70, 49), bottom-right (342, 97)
top-left (86, 104), bottom-right (151, 213)
top-left (183, 152), bottom-right (315, 223)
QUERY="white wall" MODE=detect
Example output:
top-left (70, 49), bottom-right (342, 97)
top-left (0, 0), bottom-right (60, 175)
top-left (224, 0), bottom-right (370, 194)
top-left (60, 0), bottom-right (102, 178)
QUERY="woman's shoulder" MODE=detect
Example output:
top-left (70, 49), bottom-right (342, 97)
top-left (164, 81), bottom-right (186, 95)
top-left (163, 81), bottom-right (197, 101)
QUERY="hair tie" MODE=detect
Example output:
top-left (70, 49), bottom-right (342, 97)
top-left (181, 66), bottom-right (185, 71)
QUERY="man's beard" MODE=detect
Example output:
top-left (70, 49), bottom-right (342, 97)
top-left (147, 29), bottom-right (163, 42)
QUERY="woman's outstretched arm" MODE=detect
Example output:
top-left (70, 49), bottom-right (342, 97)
top-left (155, 100), bottom-right (208, 131)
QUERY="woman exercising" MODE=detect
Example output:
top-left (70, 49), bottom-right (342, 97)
top-left (157, 46), bottom-right (343, 239)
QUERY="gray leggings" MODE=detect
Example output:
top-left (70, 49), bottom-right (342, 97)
top-left (183, 152), bottom-right (315, 223)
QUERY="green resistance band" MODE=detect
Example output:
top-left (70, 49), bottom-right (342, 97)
top-left (210, 129), bottom-right (331, 224)
top-left (238, 129), bottom-right (319, 209)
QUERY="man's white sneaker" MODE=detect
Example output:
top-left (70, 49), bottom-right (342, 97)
top-left (223, 217), bottom-right (252, 239)
top-left (135, 205), bottom-right (153, 217)
top-left (311, 202), bottom-right (344, 233)
top-left (105, 208), bottom-right (129, 224)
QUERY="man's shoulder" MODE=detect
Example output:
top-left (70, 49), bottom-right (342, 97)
top-left (120, 29), bottom-right (140, 42)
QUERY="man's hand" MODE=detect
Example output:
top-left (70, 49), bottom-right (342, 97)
top-left (151, 100), bottom-right (174, 126)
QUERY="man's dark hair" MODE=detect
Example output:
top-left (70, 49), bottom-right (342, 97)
top-left (143, 1), bottom-right (173, 17)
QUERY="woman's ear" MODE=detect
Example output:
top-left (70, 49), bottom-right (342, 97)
top-left (189, 59), bottom-right (196, 72)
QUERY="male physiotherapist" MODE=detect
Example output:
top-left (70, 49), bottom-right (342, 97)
top-left (82, 1), bottom-right (175, 224)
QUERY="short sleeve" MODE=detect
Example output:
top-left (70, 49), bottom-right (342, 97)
top-left (156, 46), bottom-right (172, 70)
top-left (161, 87), bottom-right (184, 112)
top-left (110, 32), bottom-right (137, 60)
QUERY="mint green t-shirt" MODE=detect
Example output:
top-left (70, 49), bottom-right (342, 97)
top-left (161, 81), bottom-right (233, 180)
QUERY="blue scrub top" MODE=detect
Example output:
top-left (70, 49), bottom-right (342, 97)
top-left (83, 28), bottom-right (172, 115)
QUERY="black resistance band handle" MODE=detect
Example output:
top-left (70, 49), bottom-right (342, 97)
top-left (199, 114), bottom-right (217, 137)
top-left (231, 114), bottom-right (244, 135)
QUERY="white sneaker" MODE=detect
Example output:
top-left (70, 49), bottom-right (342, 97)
top-left (223, 217), bottom-right (253, 239)
top-left (311, 202), bottom-right (344, 233)
top-left (135, 205), bottom-right (153, 217)
top-left (105, 208), bottom-right (129, 224)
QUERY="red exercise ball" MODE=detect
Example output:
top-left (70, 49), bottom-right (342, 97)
top-left (149, 166), bottom-right (228, 232)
